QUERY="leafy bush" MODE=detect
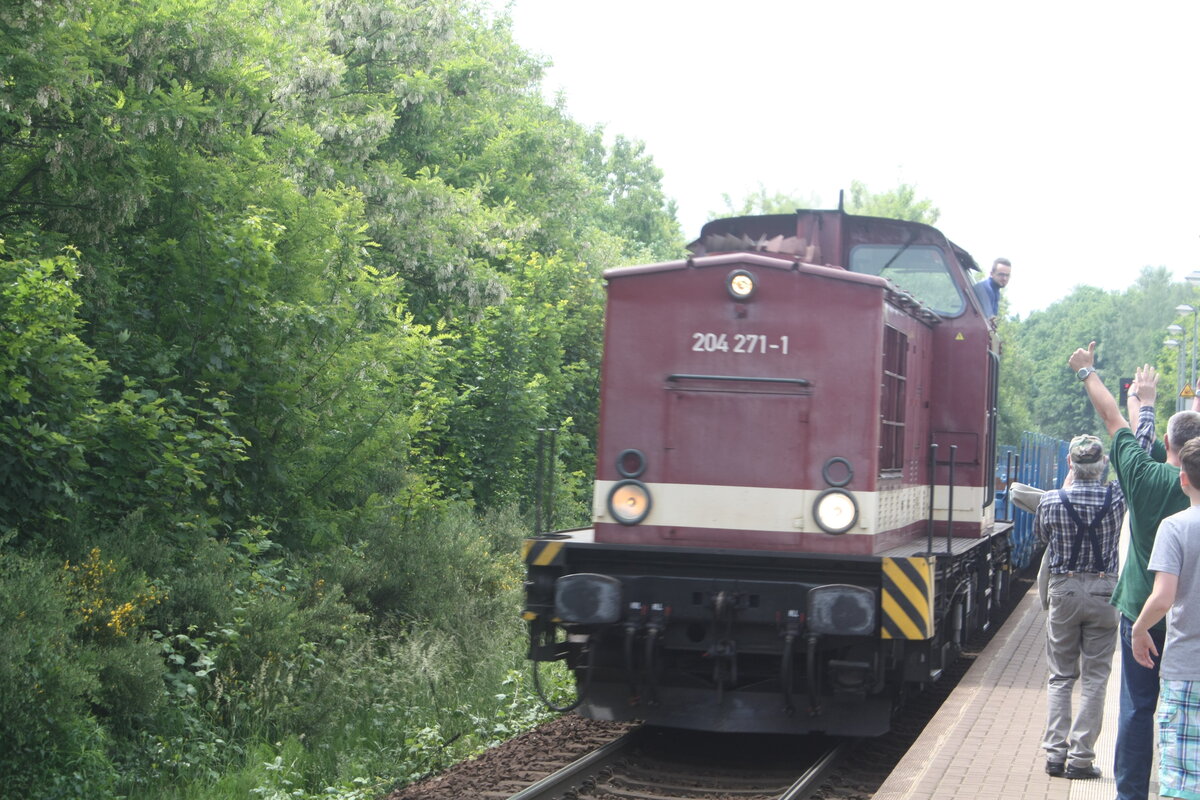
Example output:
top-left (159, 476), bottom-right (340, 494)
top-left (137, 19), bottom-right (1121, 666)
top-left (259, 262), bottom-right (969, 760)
top-left (324, 502), bottom-right (526, 626)
top-left (0, 549), bottom-right (117, 799)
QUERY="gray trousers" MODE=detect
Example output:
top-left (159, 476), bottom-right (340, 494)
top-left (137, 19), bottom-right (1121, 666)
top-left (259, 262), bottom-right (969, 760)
top-left (1043, 571), bottom-right (1119, 768)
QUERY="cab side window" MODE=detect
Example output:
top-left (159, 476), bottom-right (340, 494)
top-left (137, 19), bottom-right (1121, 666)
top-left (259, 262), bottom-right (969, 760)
top-left (850, 245), bottom-right (965, 316)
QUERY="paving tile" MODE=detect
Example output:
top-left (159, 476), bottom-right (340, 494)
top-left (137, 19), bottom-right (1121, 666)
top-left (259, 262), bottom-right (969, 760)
top-left (872, 586), bottom-right (1143, 800)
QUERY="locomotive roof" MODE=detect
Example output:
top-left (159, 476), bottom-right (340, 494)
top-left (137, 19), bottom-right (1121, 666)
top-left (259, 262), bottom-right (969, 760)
top-left (686, 208), bottom-right (978, 271)
top-left (655, 208), bottom-right (978, 322)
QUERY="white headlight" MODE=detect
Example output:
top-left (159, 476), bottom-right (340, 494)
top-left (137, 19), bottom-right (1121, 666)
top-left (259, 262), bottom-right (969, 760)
top-left (726, 269), bottom-right (756, 300)
top-left (608, 480), bottom-right (652, 525)
top-left (814, 489), bottom-right (858, 534)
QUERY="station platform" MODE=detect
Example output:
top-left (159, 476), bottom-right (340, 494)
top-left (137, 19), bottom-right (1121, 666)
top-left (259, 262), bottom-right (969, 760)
top-left (874, 584), bottom-right (1157, 799)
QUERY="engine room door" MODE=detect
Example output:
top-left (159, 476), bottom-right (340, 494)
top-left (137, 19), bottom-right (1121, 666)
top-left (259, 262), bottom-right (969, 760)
top-left (663, 382), bottom-right (810, 489)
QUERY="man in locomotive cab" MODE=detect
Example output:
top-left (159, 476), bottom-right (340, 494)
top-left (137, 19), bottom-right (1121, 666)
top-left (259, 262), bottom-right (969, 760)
top-left (1035, 434), bottom-right (1124, 780)
top-left (973, 257), bottom-right (1011, 322)
top-left (1070, 342), bottom-right (1200, 800)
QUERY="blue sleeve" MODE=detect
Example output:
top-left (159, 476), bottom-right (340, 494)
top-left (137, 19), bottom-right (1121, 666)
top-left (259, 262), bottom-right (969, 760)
top-left (972, 280), bottom-right (993, 316)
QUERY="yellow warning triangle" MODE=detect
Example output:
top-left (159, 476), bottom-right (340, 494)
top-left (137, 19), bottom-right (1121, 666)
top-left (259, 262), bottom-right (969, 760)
top-left (955, 332), bottom-right (965, 341)
top-left (1182, 385), bottom-right (1195, 399)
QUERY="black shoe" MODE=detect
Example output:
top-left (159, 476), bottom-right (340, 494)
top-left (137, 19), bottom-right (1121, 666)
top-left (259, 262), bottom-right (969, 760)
top-left (1065, 764), bottom-right (1101, 780)
top-left (1045, 761), bottom-right (1065, 777)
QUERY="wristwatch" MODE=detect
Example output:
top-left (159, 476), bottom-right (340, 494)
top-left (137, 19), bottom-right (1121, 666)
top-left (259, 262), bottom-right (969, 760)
top-left (1077, 366), bottom-right (1096, 382)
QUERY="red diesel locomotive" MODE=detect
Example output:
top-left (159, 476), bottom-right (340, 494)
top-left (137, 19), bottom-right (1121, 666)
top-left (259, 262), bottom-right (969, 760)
top-left (523, 206), bottom-right (1008, 736)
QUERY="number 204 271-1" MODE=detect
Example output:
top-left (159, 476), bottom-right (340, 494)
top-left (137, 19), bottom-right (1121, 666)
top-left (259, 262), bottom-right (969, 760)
top-left (691, 333), bottom-right (789, 354)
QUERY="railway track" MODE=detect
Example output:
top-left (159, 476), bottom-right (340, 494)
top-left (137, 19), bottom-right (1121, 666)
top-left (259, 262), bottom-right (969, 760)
top-left (390, 576), bottom-right (1036, 800)
top-left (388, 578), bottom-right (1036, 800)
top-left (505, 726), bottom-right (847, 800)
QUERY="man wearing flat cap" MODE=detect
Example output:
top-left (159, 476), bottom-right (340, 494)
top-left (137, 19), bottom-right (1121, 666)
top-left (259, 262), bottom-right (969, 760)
top-left (1035, 433), bottom-right (1126, 780)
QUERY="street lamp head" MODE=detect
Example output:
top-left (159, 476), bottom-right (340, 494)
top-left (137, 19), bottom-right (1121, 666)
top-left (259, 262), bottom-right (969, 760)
top-left (1178, 304), bottom-right (1196, 314)
top-left (1169, 324), bottom-right (1185, 335)
top-left (1166, 339), bottom-right (1182, 347)
top-left (1186, 270), bottom-right (1200, 286)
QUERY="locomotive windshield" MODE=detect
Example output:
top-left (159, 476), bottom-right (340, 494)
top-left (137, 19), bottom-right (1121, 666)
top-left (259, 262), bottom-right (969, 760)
top-left (849, 244), bottom-right (965, 316)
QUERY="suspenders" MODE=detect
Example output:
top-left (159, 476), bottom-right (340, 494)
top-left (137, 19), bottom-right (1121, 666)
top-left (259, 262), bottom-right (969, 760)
top-left (1056, 485), bottom-right (1115, 574)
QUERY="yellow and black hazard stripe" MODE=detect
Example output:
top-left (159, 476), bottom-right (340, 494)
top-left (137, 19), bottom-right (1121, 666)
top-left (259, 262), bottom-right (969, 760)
top-left (880, 556), bottom-right (935, 640)
top-left (522, 538), bottom-right (566, 567)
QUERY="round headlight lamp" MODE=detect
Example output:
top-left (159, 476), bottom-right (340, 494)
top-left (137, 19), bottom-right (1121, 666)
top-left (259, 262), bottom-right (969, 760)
top-left (616, 449), bottom-right (646, 478)
top-left (608, 480), bottom-right (652, 526)
top-left (726, 269), bottom-right (756, 301)
top-left (813, 489), bottom-right (858, 534)
top-left (822, 456), bottom-right (854, 487)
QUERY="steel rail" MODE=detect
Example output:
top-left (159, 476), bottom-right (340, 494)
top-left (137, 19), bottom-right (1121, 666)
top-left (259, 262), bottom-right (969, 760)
top-left (505, 728), bottom-right (642, 800)
top-left (779, 741), bottom-right (850, 800)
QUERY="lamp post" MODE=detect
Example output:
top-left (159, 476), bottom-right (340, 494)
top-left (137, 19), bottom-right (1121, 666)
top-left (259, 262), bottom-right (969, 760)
top-left (1188, 273), bottom-right (1200, 391)
top-left (1176, 304), bottom-right (1197, 397)
top-left (1166, 336), bottom-right (1184, 411)
top-left (1169, 322), bottom-right (1185, 407)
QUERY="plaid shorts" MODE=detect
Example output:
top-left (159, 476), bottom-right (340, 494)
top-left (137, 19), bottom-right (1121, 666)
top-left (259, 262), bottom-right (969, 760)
top-left (1158, 680), bottom-right (1200, 799)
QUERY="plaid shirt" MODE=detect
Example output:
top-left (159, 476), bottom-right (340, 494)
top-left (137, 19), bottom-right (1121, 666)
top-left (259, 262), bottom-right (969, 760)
top-left (1134, 404), bottom-right (1156, 453)
top-left (1034, 478), bottom-right (1125, 575)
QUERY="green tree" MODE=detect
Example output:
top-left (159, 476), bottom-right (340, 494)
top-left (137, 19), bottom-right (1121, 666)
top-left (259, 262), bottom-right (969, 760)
top-left (585, 132), bottom-right (683, 262)
top-left (0, 0), bottom-right (683, 794)
top-left (1006, 268), bottom-right (1194, 443)
top-left (714, 181), bottom-right (938, 224)
top-left (0, 233), bottom-right (247, 546)
top-left (713, 185), bottom-right (824, 218)
top-left (1105, 267), bottom-right (1194, 418)
top-left (427, 249), bottom-right (606, 514)
top-left (845, 180), bottom-right (940, 224)
top-left (996, 309), bottom-right (1034, 446)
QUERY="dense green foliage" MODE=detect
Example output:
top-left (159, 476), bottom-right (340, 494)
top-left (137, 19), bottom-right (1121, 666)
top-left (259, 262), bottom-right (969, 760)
top-left (712, 184), bottom-right (823, 218)
top-left (0, 0), bottom-right (674, 797)
top-left (709, 179), bottom-right (937, 224)
top-left (1001, 267), bottom-right (1193, 444)
top-left (845, 180), bottom-right (940, 225)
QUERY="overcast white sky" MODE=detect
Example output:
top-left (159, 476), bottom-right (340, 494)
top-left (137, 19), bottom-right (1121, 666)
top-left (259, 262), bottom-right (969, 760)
top-left (498, 0), bottom-right (1200, 318)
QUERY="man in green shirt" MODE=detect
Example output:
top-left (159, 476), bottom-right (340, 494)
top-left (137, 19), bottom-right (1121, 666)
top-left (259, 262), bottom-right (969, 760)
top-left (1070, 342), bottom-right (1200, 799)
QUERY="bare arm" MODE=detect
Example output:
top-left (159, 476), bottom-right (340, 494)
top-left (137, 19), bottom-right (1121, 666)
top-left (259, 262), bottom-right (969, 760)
top-left (1069, 341), bottom-right (1129, 436)
top-left (1131, 570), bottom-right (1177, 668)
top-left (1128, 376), bottom-right (1142, 420)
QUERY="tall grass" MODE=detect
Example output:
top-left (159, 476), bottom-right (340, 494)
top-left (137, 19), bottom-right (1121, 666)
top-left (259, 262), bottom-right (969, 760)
top-left (137, 628), bottom-right (559, 800)
top-left (1, 503), bottom-right (579, 800)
